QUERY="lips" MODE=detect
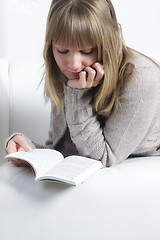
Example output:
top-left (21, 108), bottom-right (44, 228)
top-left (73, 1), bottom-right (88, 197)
top-left (71, 71), bottom-right (79, 74)
top-left (72, 74), bottom-right (79, 78)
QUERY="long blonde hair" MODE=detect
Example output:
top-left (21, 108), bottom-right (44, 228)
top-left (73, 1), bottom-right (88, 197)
top-left (43, 0), bottom-right (134, 117)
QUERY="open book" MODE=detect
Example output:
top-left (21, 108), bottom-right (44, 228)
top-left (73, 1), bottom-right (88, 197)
top-left (6, 149), bottom-right (103, 186)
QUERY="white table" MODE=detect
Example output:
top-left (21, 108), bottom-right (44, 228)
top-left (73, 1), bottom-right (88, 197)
top-left (1, 156), bottom-right (160, 240)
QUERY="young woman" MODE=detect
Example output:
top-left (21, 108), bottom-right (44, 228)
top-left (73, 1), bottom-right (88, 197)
top-left (6, 0), bottom-right (160, 167)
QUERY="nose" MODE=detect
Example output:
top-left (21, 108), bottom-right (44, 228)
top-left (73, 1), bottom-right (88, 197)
top-left (67, 52), bottom-right (82, 71)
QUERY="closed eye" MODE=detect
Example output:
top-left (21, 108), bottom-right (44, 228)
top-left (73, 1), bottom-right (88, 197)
top-left (57, 49), bottom-right (69, 54)
top-left (56, 47), bottom-right (96, 55)
top-left (80, 48), bottom-right (96, 55)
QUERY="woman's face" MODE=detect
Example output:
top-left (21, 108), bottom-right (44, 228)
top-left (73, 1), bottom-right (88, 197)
top-left (52, 42), bottom-right (98, 80)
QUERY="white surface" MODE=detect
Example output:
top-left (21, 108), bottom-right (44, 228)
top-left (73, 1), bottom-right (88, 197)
top-left (1, 156), bottom-right (160, 240)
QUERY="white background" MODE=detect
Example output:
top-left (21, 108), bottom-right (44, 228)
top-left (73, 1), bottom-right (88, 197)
top-left (0, 0), bottom-right (160, 155)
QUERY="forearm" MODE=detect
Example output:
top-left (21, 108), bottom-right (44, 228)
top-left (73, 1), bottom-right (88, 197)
top-left (64, 86), bottom-right (114, 166)
top-left (64, 66), bottom-right (160, 167)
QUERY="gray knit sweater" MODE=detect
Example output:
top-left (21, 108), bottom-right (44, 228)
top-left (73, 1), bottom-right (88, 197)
top-left (38, 51), bottom-right (160, 167)
top-left (9, 51), bottom-right (160, 167)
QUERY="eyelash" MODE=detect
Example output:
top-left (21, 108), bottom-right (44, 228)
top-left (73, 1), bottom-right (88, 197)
top-left (57, 49), bottom-right (95, 55)
top-left (57, 50), bottom-right (68, 54)
top-left (81, 50), bottom-right (95, 55)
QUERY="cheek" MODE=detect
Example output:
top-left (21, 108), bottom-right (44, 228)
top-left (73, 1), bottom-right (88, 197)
top-left (52, 48), bottom-right (64, 70)
top-left (53, 53), bottom-right (65, 70)
top-left (92, 52), bottom-right (98, 62)
top-left (85, 54), bottom-right (98, 66)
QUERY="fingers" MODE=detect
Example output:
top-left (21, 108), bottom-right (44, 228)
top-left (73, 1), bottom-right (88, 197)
top-left (6, 135), bottom-right (32, 154)
top-left (9, 159), bottom-right (28, 167)
top-left (15, 135), bottom-right (32, 152)
top-left (9, 159), bottom-right (21, 167)
top-left (6, 135), bottom-right (32, 167)
top-left (84, 67), bottom-right (96, 88)
top-left (91, 62), bottom-right (104, 86)
top-left (67, 62), bottom-right (104, 89)
top-left (6, 139), bottom-right (18, 154)
top-left (67, 77), bottom-right (84, 89)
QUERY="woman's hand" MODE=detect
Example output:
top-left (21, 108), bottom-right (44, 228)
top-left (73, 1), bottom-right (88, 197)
top-left (6, 135), bottom-right (32, 167)
top-left (67, 62), bottom-right (104, 89)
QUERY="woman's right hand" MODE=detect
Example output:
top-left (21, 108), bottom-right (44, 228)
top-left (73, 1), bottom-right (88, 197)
top-left (6, 135), bottom-right (32, 167)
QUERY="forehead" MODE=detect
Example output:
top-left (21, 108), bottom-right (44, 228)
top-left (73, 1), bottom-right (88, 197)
top-left (53, 40), bottom-right (95, 50)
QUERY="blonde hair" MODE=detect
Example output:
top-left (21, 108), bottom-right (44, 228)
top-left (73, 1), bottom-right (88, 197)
top-left (43, 0), bottom-right (134, 117)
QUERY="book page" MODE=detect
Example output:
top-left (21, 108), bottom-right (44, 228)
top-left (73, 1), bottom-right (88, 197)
top-left (38, 155), bottom-right (103, 185)
top-left (7, 149), bottom-right (64, 178)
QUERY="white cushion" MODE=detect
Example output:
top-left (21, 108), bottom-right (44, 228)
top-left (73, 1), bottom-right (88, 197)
top-left (0, 156), bottom-right (160, 240)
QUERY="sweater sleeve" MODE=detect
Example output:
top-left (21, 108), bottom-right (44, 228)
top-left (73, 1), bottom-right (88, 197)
top-left (64, 66), bottom-right (160, 166)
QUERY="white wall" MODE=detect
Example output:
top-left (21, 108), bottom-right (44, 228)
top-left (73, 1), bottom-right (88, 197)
top-left (0, 0), bottom-right (52, 146)
top-left (0, 0), bottom-right (160, 158)
top-left (112, 0), bottom-right (160, 60)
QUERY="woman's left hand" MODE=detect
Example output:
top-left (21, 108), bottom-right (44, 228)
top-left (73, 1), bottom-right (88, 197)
top-left (67, 62), bottom-right (104, 89)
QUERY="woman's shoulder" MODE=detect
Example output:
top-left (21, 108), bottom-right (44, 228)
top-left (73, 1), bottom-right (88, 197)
top-left (129, 48), bottom-right (160, 71)
top-left (123, 49), bottom-right (160, 98)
